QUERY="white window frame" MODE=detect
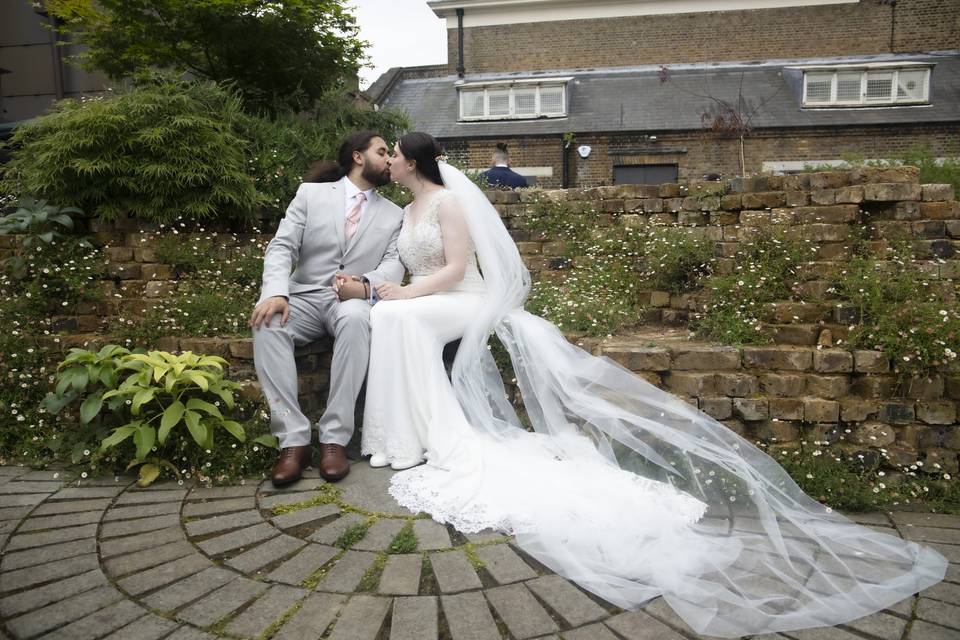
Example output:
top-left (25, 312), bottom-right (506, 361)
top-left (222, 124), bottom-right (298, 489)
top-left (797, 64), bottom-right (931, 108)
top-left (458, 78), bottom-right (569, 121)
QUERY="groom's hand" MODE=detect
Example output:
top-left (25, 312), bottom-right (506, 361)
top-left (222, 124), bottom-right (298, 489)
top-left (250, 296), bottom-right (289, 330)
top-left (333, 273), bottom-right (367, 301)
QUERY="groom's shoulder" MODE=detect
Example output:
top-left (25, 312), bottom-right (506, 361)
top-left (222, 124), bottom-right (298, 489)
top-left (296, 181), bottom-right (337, 197)
top-left (374, 192), bottom-right (404, 216)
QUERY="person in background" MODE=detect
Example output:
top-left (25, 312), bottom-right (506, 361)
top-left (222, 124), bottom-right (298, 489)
top-left (480, 143), bottom-right (528, 188)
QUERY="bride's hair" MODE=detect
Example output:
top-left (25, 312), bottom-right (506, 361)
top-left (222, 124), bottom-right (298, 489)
top-left (303, 130), bottom-right (383, 183)
top-left (398, 132), bottom-right (445, 186)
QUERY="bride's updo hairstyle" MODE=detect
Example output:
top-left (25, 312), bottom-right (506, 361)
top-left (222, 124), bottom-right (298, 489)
top-left (398, 132), bottom-right (445, 186)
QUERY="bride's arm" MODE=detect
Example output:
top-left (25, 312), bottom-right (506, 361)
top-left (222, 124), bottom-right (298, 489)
top-left (375, 195), bottom-right (469, 300)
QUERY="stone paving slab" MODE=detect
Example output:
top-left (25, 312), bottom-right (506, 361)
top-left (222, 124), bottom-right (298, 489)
top-left (273, 592), bottom-right (345, 640)
top-left (4, 584), bottom-right (123, 639)
top-left (526, 575), bottom-right (608, 627)
top-left (390, 596), bottom-right (438, 640)
top-left (315, 550), bottom-right (378, 593)
top-left (5, 524), bottom-right (98, 551)
top-left (429, 550), bottom-right (483, 592)
top-left (184, 509), bottom-right (263, 537)
top-left (270, 503), bottom-right (340, 530)
top-left (99, 525), bottom-right (184, 558)
top-left (1, 463), bottom-right (958, 640)
top-left (116, 553), bottom-right (213, 596)
top-left (223, 584), bottom-right (307, 638)
top-left (225, 533), bottom-right (306, 573)
top-left (266, 543), bottom-right (338, 585)
top-left (475, 543), bottom-right (537, 584)
top-left (351, 517), bottom-right (404, 551)
top-left (100, 615), bottom-right (179, 640)
top-left (326, 594), bottom-right (391, 640)
top-left (102, 540), bottom-right (196, 577)
top-left (441, 591), bottom-right (501, 640)
top-left (1, 538), bottom-right (96, 571)
top-left (30, 499), bottom-right (110, 515)
top-left (35, 598), bottom-right (146, 640)
top-left (485, 582), bottom-right (559, 639)
top-left (378, 554), bottom-right (422, 595)
top-left (0, 569), bottom-right (108, 618)
top-left (140, 566), bottom-right (237, 612)
top-left (175, 577), bottom-right (268, 627)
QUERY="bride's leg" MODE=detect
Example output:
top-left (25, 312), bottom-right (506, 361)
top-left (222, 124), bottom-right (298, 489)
top-left (362, 292), bottom-right (484, 466)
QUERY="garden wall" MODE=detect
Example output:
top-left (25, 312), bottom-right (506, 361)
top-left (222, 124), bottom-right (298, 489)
top-left (22, 165), bottom-right (959, 471)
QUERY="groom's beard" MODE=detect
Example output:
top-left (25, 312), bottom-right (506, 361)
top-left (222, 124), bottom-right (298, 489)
top-left (363, 164), bottom-right (391, 188)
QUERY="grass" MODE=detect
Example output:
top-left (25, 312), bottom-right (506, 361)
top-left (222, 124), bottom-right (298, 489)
top-left (388, 521), bottom-right (418, 554)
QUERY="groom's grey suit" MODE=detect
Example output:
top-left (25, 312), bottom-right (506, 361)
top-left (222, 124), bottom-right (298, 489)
top-left (254, 177), bottom-right (404, 449)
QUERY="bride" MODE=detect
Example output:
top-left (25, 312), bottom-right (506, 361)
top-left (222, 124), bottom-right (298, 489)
top-left (358, 132), bottom-right (946, 637)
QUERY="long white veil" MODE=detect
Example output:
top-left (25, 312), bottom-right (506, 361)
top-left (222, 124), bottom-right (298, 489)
top-left (435, 163), bottom-right (946, 637)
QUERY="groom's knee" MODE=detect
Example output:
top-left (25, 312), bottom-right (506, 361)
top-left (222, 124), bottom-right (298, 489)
top-left (333, 300), bottom-right (371, 336)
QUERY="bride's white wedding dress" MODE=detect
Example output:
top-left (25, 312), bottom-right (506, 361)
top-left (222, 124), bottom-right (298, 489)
top-left (360, 169), bottom-right (946, 638)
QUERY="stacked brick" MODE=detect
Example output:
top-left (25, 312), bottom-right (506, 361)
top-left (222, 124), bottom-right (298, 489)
top-left (8, 166), bottom-right (957, 466)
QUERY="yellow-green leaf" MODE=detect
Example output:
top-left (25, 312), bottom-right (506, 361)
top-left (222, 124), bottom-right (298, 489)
top-left (131, 387), bottom-right (156, 415)
top-left (186, 397), bottom-right (222, 418)
top-left (159, 400), bottom-right (185, 443)
top-left (220, 420), bottom-right (245, 442)
top-left (186, 372), bottom-right (208, 391)
top-left (183, 410), bottom-right (207, 446)
top-left (133, 424), bottom-right (156, 461)
top-left (137, 463), bottom-right (161, 487)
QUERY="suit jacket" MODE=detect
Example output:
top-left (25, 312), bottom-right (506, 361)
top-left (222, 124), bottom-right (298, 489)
top-left (481, 166), bottom-right (528, 189)
top-left (258, 178), bottom-right (405, 304)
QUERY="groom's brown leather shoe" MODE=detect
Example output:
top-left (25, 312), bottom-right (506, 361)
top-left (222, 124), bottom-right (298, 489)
top-left (271, 445), bottom-right (313, 487)
top-left (319, 443), bottom-right (350, 481)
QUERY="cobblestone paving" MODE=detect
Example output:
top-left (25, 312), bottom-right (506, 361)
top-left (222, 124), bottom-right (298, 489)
top-left (1, 463), bottom-right (958, 640)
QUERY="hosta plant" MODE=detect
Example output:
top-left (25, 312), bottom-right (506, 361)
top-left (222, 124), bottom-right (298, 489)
top-left (43, 346), bottom-right (257, 485)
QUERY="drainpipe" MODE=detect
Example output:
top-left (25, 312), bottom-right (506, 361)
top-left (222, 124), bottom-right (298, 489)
top-left (561, 136), bottom-right (570, 188)
top-left (46, 13), bottom-right (65, 100)
top-left (456, 9), bottom-right (465, 79)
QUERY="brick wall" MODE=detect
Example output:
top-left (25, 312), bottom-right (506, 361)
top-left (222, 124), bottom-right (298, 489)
top-left (447, 0), bottom-right (960, 75)
top-left (21, 165), bottom-right (959, 468)
top-left (446, 123), bottom-right (960, 188)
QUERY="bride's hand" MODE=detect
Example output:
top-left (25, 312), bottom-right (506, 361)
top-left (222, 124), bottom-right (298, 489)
top-left (375, 282), bottom-right (411, 300)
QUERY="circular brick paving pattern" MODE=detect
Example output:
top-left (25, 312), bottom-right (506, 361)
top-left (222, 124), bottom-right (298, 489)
top-left (1, 463), bottom-right (958, 640)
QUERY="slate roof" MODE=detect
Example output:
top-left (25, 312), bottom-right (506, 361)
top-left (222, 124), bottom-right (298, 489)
top-left (376, 52), bottom-right (960, 139)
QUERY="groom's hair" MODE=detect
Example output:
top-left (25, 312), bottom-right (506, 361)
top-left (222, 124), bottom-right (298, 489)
top-left (303, 131), bottom-right (383, 183)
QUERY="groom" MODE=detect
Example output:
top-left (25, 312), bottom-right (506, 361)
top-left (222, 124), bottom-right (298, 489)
top-left (250, 131), bottom-right (404, 486)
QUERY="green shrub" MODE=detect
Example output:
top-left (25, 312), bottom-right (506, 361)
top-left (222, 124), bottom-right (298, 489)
top-left (692, 230), bottom-right (815, 345)
top-left (116, 230), bottom-right (266, 340)
top-left (2, 77), bottom-right (258, 223)
top-left (42, 346), bottom-right (276, 485)
top-left (833, 235), bottom-right (960, 377)
top-left (632, 226), bottom-right (715, 294)
top-left (240, 96), bottom-right (409, 217)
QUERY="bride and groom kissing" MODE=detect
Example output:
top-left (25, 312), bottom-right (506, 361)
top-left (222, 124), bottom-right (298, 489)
top-left (248, 130), bottom-right (946, 637)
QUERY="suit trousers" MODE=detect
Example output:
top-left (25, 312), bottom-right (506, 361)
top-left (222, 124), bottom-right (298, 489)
top-left (252, 288), bottom-right (371, 448)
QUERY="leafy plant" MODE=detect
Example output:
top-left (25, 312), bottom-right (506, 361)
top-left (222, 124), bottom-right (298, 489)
top-left (43, 346), bottom-right (259, 485)
top-left (45, 0), bottom-right (367, 114)
top-left (1, 76), bottom-right (258, 223)
top-left (833, 235), bottom-right (960, 377)
top-left (692, 229), bottom-right (815, 345)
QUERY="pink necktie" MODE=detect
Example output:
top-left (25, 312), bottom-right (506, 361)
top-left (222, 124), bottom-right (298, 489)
top-left (345, 192), bottom-right (365, 242)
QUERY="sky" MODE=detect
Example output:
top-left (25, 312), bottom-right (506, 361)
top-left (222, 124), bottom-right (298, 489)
top-left (349, 0), bottom-right (448, 89)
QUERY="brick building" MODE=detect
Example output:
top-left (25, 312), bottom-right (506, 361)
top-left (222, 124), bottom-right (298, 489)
top-left (368, 0), bottom-right (960, 187)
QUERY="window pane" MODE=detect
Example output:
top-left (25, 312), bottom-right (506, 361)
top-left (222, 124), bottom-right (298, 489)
top-left (539, 86), bottom-right (564, 114)
top-left (805, 74), bottom-right (832, 103)
top-left (897, 69), bottom-right (926, 101)
top-left (461, 90), bottom-right (484, 118)
top-left (488, 90), bottom-right (510, 116)
top-left (514, 88), bottom-right (537, 115)
top-left (865, 72), bottom-right (893, 101)
top-left (836, 72), bottom-right (861, 102)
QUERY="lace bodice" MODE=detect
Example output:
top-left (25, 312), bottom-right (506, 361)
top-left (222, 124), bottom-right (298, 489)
top-left (397, 189), bottom-right (483, 288)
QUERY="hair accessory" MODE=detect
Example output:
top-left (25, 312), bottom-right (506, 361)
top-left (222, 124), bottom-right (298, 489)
top-left (435, 154), bottom-right (449, 164)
